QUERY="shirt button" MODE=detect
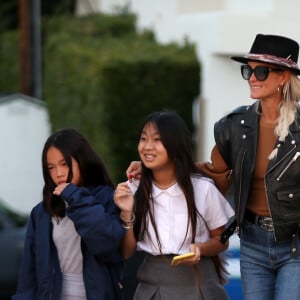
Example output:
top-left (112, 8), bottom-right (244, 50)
top-left (242, 134), bottom-right (246, 139)
top-left (289, 194), bottom-right (294, 198)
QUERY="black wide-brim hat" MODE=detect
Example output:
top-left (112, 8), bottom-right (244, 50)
top-left (231, 33), bottom-right (300, 75)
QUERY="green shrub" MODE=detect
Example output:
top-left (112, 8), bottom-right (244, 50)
top-left (99, 40), bottom-right (200, 179)
top-left (0, 30), bottom-right (19, 92)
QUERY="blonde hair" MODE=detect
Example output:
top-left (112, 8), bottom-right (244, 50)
top-left (269, 74), bottom-right (300, 160)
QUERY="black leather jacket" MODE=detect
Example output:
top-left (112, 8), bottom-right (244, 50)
top-left (215, 102), bottom-right (300, 244)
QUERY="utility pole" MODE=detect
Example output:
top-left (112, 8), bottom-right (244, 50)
top-left (19, 0), bottom-right (32, 96)
top-left (32, 0), bottom-right (42, 99)
top-left (19, 0), bottom-right (42, 99)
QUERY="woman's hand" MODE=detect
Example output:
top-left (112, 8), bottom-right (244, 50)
top-left (126, 161), bottom-right (142, 182)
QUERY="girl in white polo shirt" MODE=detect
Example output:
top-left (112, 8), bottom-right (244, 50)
top-left (114, 111), bottom-right (234, 300)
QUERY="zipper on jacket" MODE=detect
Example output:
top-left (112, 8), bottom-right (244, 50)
top-left (237, 148), bottom-right (247, 236)
top-left (265, 147), bottom-right (298, 242)
top-left (266, 145), bottom-right (296, 176)
top-left (276, 151), bottom-right (300, 181)
top-left (263, 180), bottom-right (276, 241)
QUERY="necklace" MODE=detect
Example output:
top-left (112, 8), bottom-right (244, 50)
top-left (153, 179), bottom-right (176, 190)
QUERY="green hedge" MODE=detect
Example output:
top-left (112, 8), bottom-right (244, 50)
top-left (1, 13), bottom-right (200, 183)
top-left (43, 13), bottom-right (137, 38)
top-left (100, 45), bottom-right (200, 178)
top-left (0, 30), bottom-right (20, 92)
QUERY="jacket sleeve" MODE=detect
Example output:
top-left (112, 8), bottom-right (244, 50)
top-left (61, 184), bottom-right (125, 262)
top-left (12, 211), bottom-right (37, 299)
top-left (198, 106), bottom-right (249, 195)
top-left (197, 145), bottom-right (232, 196)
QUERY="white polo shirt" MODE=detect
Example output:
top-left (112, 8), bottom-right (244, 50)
top-left (128, 175), bottom-right (234, 255)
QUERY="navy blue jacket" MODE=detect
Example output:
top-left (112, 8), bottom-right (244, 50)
top-left (12, 184), bottom-right (125, 300)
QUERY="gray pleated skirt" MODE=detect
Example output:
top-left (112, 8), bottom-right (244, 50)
top-left (133, 254), bottom-right (229, 300)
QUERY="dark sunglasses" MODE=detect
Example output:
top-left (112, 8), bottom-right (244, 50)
top-left (241, 64), bottom-right (283, 81)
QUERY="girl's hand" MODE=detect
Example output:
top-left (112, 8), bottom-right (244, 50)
top-left (178, 243), bottom-right (201, 266)
top-left (114, 182), bottom-right (134, 213)
top-left (180, 226), bottom-right (228, 265)
top-left (53, 183), bottom-right (69, 196)
top-left (126, 161), bottom-right (142, 182)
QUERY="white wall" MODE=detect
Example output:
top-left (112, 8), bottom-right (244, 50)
top-left (0, 94), bottom-right (50, 214)
top-left (81, 0), bottom-right (300, 160)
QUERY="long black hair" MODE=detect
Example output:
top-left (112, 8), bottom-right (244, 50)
top-left (42, 128), bottom-right (114, 217)
top-left (134, 111), bottom-right (199, 247)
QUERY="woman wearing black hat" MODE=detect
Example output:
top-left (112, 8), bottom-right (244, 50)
top-left (126, 33), bottom-right (300, 300)
top-left (198, 33), bottom-right (300, 300)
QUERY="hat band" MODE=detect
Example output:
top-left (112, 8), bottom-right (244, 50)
top-left (246, 53), bottom-right (299, 69)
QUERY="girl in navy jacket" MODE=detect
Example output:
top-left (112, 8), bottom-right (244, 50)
top-left (13, 128), bottom-right (125, 300)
